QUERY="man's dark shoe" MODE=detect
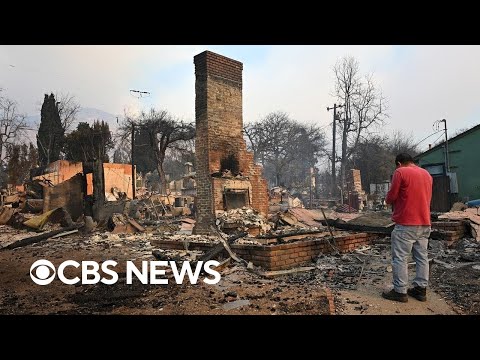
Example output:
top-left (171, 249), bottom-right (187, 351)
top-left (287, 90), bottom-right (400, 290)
top-left (382, 289), bottom-right (408, 303)
top-left (407, 286), bottom-right (427, 302)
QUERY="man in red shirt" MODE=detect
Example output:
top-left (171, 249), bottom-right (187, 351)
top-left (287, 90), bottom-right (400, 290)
top-left (382, 153), bottom-right (433, 303)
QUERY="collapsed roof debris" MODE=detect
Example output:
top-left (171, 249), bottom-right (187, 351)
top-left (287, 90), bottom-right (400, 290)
top-left (216, 207), bottom-right (271, 236)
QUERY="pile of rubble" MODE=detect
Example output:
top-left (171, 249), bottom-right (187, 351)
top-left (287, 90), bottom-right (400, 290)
top-left (152, 233), bottom-right (220, 244)
top-left (271, 209), bottom-right (323, 230)
top-left (314, 245), bottom-right (385, 290)
top-left (335, 204), bottom-right (358, 213)
top-left (152, 248), bottom-right (203, 262)
top-left (438, 207), bottom-right (480, 241)
top-left (216, 207), bottom-right (271, 236)
top-left (429, 237), bottom-right (480, 314)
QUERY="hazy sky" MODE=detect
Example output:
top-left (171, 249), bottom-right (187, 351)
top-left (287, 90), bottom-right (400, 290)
top-left (1, 45), bottom-right (479, 152)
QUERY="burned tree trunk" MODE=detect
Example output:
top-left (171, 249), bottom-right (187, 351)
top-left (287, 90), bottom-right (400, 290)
top-left (92, 158), bottom-right (105, 222)
top-left (156, 161), bottom-right (167, 195)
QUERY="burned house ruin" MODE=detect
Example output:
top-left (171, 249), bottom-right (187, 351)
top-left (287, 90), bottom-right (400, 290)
top-left (193, 51), bottom-right (269, 234)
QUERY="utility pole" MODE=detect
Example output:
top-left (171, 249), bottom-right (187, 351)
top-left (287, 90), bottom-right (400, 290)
top-left (128, 89), bottom-right (150, 200)
top-left (327, 103), bottom-right (343, 198)
top-left (131, 122), bottom-right (136, 199)
top-left (434, 119), bottom-right (450, 174)
top-left (440, 119), bottom-right (450, 173)
top-left (309, 167), bottom-right (314, 209)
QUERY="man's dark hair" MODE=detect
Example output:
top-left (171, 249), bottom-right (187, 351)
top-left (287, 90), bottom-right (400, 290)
top-left (395, 153), bottom-right (414, 165)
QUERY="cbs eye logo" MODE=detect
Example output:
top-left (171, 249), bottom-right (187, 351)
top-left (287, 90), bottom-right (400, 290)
top-left (30, 260), bottom-right (56, 285)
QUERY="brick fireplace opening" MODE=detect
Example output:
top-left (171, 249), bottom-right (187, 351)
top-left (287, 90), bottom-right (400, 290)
top-left (193, 50), bottom-right (269, 235)
top-left (224, 189), bottom-right (249, 210)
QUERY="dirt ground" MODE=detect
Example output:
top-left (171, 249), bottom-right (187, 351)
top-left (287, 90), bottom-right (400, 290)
top-left (326, 237), bottom-right (480, 315)
top-left (1, 225), bottom-right (478, 315)
top-left (0, 227), bottom-right (331, 315)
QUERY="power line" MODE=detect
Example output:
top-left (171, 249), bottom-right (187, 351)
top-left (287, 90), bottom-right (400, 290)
top-left (318, 121), bottom-right (333, 130)
top-left (430, 132), bottom-right (446, 146)
top-left (413, 129), bottom-right (444, 148)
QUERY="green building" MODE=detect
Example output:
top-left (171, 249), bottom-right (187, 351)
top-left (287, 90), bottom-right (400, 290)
top-left (414, 123), bottom-right (480, 209)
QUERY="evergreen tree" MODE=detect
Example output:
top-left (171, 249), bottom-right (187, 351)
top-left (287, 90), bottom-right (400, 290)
top-left (64, 120), bottom-right (113, 163)
top-left (37, 93), bottom-right (64, 166)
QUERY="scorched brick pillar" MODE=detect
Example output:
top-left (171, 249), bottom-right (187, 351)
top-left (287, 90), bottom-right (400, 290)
top-left (193, 51), bottom-right (268, 234)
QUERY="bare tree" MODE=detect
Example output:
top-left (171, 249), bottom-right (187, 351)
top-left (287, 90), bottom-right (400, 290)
top-left (119, 108), bottom-right (195, 194)
top-left (389, 130), bottom-right (419, 156)
top-left (245, 111), bottom-right (326, 190)
top-left (113, 139), bottom-right (131, 164)
top-left (245, 112), bottom-right (296, 185)
top-left (349, 130), bottom-right (419, 193)
top-left (350, 135), bottom-right (392, 190)
top-left (56, 92), bottom-right (81, 133)
top-left (163, 141), bottom-right (195, 181)
top-left (245, 112), bottom-right (292, 169)
top-left (0, 92), bottom-right (27, 172)
top-left (333, 56), bottom-right (388, 195)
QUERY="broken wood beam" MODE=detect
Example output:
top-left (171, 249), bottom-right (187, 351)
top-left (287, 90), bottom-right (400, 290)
top-left (321, 208), bottom-right (335, 237)
top-left (321, 219), bottom-right (394, 234)
top-left (257, 229), bottom-right (326, 240)
top-left (2, 224), bottom-right (82, 250)
top-left (321, 207), bottom-right (339, 253)
top-left (278, 233), bottom-right (324, 242)
top-left (196, 231), bottom-right (247, 264)
top-left (256, 266), bottom-right (316, 278)
top-left (128, 218), bottom-right (145, 232)
top-left (214, 257), bottom-right (231, 272)
top-left (218, 236), bottom-right (246, 264)
top-left (149, 198), bottom-right (160, 220)
top-left (432, 258), bottom-right (455, 269)
top-left (49, 229), bottom-right (79, 239)
top-left (355, 261), bottom-right (366, 289)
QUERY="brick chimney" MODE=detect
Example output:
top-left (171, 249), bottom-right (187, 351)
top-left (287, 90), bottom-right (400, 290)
top-left (193, 51), bottom-right (268, 235)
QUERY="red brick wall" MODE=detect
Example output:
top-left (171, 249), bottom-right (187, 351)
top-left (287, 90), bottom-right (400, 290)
top-left (232, 233), bottom-right (375, 270)
top-left (193, 51), bottom-right (269, 234)
top-left (152, 232), bottom-right (376, 271)
top-left (431, 221), bottom-right (467, 246)
top-left (36, 161), bottom-right (135, 200)
top-left (33, 160), bottom-right (83, 186)
top-left (250, 165), bottom-right (269, 216)
top-left (431, 221), bottom-right (467, 233)
top-left (325, 287), bottom-right (335, 315)
top-left (193, 52), bottom-right (215, 234)
top-left (103, 163), bottom-right (135, 200)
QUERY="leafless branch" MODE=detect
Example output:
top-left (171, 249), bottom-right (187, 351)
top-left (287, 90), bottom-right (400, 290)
top-left (0, 95), bottom-right (27, 165)
top-left (55, 92), bottom-right (81, 133)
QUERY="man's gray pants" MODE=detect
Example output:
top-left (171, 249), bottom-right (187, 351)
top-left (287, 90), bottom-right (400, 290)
top-left (391, 224), bottom-right (431, 294)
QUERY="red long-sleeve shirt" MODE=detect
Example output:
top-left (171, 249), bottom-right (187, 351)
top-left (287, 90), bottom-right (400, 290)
top-left (385, 164), bottom-right (433, 226)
